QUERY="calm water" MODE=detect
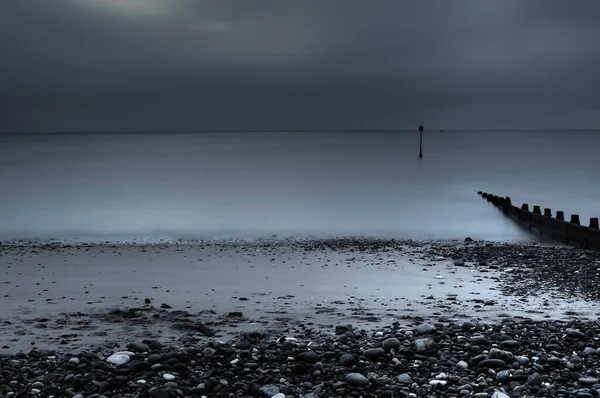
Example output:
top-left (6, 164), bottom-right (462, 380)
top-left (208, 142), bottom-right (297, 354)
top-left (0, 130), bottom-right (598, 243)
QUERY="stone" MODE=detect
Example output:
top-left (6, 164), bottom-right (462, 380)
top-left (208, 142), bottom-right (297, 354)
top-left (414, 337), bottom-right (438, 354)
top-left (416, 323), bottom-right (437, 335)
top-left (456, 360), bottom-right (468, 370)
top-left (127, 342), bottom-right (150, 353)
top-left (338, 354), bottom-right (357, 366)
top-left (382, 337), bottom-right (400, 351)
top-left (527, 372), bottom-right (543, 385)
top-left (363, 348), bottom-right (385, 360)
top-left (478, 359), bottom-right (507, 369)
top-left (258, 384), bottom-right (280, 397)
top-left (152, 389), bottom-right (170, 398)
top-left (106, 352), bottom-right (132, 366)
top-left (295, 351), bottom-right (319, 364)
top-left (397, 373), bottom-right (412, 384)
top-left (491, 392), bottom-right (511, 398)
top-left (345, 372), bottom-right (369, 387)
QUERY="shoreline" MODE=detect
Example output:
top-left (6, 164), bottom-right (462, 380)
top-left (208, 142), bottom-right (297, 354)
top-left (2, 239), bottom-right (600, 397)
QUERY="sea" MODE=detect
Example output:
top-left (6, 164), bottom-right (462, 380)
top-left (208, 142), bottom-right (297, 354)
top-left (1, 130), bottom-right (598, 244)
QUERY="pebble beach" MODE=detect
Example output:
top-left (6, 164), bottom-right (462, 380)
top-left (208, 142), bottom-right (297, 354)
top-left (2, 238), bottom-right (600, 398)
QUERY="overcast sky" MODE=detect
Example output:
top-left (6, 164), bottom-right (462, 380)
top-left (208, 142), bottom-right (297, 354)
top-left (1, 0), bottom-right (599, 132)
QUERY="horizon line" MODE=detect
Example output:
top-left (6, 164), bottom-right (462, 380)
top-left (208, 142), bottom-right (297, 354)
top-left (1, 128), bottom-right (599, 135)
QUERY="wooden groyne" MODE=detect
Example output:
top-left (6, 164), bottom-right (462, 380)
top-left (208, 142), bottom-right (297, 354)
top-left (478, 191), bottom-right (600, 250)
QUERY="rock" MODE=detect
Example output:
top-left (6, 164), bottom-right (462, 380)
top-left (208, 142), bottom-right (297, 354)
top-left (258, 384), bottom-right (280, 397)
top-left (491, 392), bottom-right (511, 398)
top-left (335, 324), bottom-right (353, 335)
top-left (382, 337), bottom-right (400, 351)
top-left (148, 354), bottom-right (162, 364)
top-left (228, 311), bottom-right (243, 317)
top-left (345, 372), bottom-right (369, 387)
top-left (456, 360), bottom-right (468, 370)
top-left (578, 377), bottom-right (598, 384)
top-left (397, 373), bottom-right (412, 384)
top-left (106, 352), bottom-right (132, 366)
top-left (496, 370), bottom-right (511, 381)
top-left (163, 373), bottom-right (176, 381)
top-left (465, 237), bottom-right (473, 242)
top-left (527, 372), bottom-right (543, 385)
top-left (127, 342), bottom-right (150, 353)
top-left (339, 354), bottom-right (357, 366)
top-left (478, 359), bottom-right (507, 369)
top-left (454, 260), bottom-right (466, 266)
top-left (363, 348), bottom-right (385, 360)
top-left (414, 337), bottom-right (438, 354)
top-left (515, 356), bottom-right (530, 365)
top-left (295, 351), bottom-right (319, 364)
top-left (152, 389), bottom-right (170, 398)
top-left (416, 323), bottom-right (437, 335)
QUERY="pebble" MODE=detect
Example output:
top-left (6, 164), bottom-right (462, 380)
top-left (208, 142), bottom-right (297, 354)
top-left (416, 323), bottom-right (437, 335)
top-left (382, 337), bottom-right (401, 351)
top-left (345, 372), bottom-right (369, 387)
top-left (106, 352), bottom-right (132, 365)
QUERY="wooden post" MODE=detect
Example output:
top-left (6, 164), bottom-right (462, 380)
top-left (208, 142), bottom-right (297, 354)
top-left (544, 208), bottom-right (552, 217)
top-left (418, 124), bottom-right (424, 158)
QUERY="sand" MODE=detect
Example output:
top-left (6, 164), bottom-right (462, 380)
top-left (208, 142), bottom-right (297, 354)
top-left (1, 240), bottom-right (597, 355)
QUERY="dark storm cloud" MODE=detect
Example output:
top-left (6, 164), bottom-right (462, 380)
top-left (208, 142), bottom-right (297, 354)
top-left (1, 0), bottom-right (599, 131)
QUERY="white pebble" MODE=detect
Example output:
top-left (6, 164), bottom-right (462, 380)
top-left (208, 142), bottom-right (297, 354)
top-left (163, 373), bottom-right (176, 381)
top-left (429, 380), bottom-right (447, 385)
top-left (271, 394), bottom-right (286, 398)
top-left (375, 331), bottom-right (384, 337)
top-left (137, 379), bottom-right (146, 384)
top-left (435, 275), bottom-right (444, 279)
top-left (68, 357), bottom-right (80, 365)
top-left (230, 359), bottom-right (239, 365)
top-left (31, 389), bottom-right (41, 394)
top-left (106, 353), bottom-right (131, 366)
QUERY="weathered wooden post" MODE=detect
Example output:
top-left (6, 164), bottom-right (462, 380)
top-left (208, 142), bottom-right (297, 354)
top-left (544, 208), bottom-right (552, 217)
top-left (570, 215), bottom-right (580, 225)
top-left (556, 211), bottom-right (565, 221)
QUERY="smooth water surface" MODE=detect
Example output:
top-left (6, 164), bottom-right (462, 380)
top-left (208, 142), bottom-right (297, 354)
top-left (1, 130), bottom-right (598, 242)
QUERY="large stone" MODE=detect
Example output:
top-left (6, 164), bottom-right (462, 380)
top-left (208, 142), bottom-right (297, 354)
top-left (258, 384), bottom-right (280, 397)
top-left (382, 338), bottom-right (401, 351)
top-left (397, 373), bottom-right (412, 384)
top-left (338, 354), bottom-right (357, 367)
top-left (127, 342), bottom-right (150, 353)
top-left (414, 337), bottom-right (438, 354)
top-left (106, 352), bottom-right (132, 366)
top-left (416, 323), bottom-right (437, 335)
top-left (345, 372), bottom-right (369, 387)
top-left (363, 348), bottom-right (385, 360)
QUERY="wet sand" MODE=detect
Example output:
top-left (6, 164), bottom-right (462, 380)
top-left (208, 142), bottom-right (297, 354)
top-left (1, 240), bottom-right (598, 354)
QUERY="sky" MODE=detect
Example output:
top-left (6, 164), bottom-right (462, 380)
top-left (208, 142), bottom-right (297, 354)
top-left (1, 0), bottom-right (599, 132)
